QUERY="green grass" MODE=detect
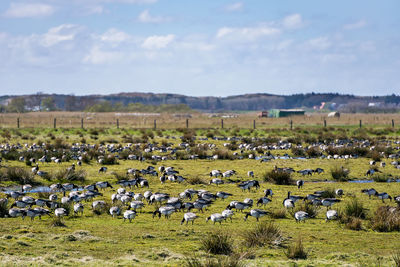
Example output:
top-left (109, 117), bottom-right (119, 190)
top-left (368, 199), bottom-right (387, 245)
top-left (0, 127), bottom-right (399, 266)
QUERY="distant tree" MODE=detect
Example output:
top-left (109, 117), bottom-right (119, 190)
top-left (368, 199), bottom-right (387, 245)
top-left (7, 97), bottom-right (26, 113)
top-left (41, 97), bottom-right (56, 111)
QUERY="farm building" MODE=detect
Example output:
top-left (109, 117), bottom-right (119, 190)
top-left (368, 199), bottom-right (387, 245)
top-left (268, 109), bottom-right (305, 118)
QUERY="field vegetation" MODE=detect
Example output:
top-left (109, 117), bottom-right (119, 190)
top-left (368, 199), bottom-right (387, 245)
top-left (0, 119), bottom-right (399, 266)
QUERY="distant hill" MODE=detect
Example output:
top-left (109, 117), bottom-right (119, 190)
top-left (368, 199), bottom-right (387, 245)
top-left (1, 92), bottom-right (399, 113)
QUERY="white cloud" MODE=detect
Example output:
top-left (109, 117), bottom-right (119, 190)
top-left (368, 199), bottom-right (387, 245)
top-left (307, 37), bottom-right (331, 50)
top-left (83, 46), bottom-right (122, 64)
top-left (85, 5), bottom-right (105, 15)
top-left (138, 9), bottom-right (170, 23)
top-left (100, 29), bottom-right (130, 43)
top-left (40, 24), bottom-right (81, 47)
top-left (344, 20), bottom-right (367, 30)
top-left (225, 2), bottom-right (243, 12)
top-left (142, 34), bottom-right (175, 49)
top-left (4, 3), bottom-right (55, 18)
top-left (216, 24), bottom-right (280, 41)
top-left (282, 14), bottom-right (303, 29)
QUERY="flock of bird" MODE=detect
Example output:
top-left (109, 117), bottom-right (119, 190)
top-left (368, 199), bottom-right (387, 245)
top-left (2, 161), bottom-right (400, 226)
top-left (0, 136), bottom-right (400, 228)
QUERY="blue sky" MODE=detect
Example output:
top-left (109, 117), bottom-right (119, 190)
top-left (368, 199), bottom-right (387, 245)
top-left (0, 0), bottom-right (399, 96)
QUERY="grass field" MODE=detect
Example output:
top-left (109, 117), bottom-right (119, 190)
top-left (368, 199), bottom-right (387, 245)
top-left (0, 125), bottom-right (400, 266)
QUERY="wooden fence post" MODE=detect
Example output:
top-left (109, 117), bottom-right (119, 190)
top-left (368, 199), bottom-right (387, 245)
top-left (253, 120), bottom-right (256, 129)
top-left (17, 117), bottom-right (20, 128)
top-left (117, 119), bottom-right (119, 129)
top-left (186, 119), bottom-right (189, 129)
top-left (324, 119), bottom-right (327, 127)
top-left (392, 119), bottom-right (395, 128)
top-left (154, 119), bottom-right (157, 129)
top-left (221, 119), bottom-right (224, 129)
top-left (54, 118), bottom-right (56, 129)
top-left (359, 120), bottom-right (362, 128)
top-left (81, 118), bottom-right (84, 129)
top-left (290, 120), bottom-right (293, 130)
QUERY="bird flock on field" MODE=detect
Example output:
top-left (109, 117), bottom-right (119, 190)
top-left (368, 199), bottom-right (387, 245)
top-left (0, 137), bottom-right (400, 226)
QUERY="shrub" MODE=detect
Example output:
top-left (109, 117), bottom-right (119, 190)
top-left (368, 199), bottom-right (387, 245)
top-left (53, 169), bottom-right (86, 183)
top-left (285, 238), bottom-right (308, 260)
top-left (263, 170), bottom-right (294, 185)
top-left (201, 231), bottom-right (233, 255)
top-left (373, 174), bottom-right (392, 183)
top-left (0, 201), bottom-right (8, 218)
top-left (50, 217), bottom-right (66, 227)
top-left (370, 206), bottom-right (400, 232)
top-left (101, 154), bottom-right (118, 165)
top-left (319, 188), bottom-right (336, 198)
top-left (242, 222), bottom-right (284, 248)
top-left (214, 149), bottom-right (235, 160)
top-left (187, 176), bottom-right (207, 185)
top-left (184, 255), bottom-right (245, 267)
top-left (291, 146), bottom-right (306, 157)
top-left (393, 250), bottom-right (400, 267)
top-left (330, 166), bottom-right (350, 181)
top-left (344, 198), bottom-right (367, 219)
top-left (306, 147), bottom-right (321, 157)
top-left (112, 172), bottom-right (129, 181)
top-left (345, 217), bottom-right (363, 231)
top-left (368, 150), bottom-right (382, 162)
top-left (270, 209), bottom-right (287, 219)
top-left (0, 167), bottom-right (35, 185)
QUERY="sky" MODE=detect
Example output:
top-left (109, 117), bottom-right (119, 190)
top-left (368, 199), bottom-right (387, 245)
top-left (0, 0), bottom-right (399, 97)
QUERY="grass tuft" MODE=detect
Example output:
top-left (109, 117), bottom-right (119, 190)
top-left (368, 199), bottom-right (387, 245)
top-left (201, 231), bottom-right (234, 255)
top-left (392, 250), bottom-right (400, 267)
top-left (370, 206), bottom-right (400, 232)
top-left (285, 238), bottom-right (308, 260)
top-left (330, 166), bottom-right (350, 181)
top-left (50, 217), bottom-right (66, 227)
top-left (263, 170), bottom-right (294, 185)
top-left (344, 198), bottom-right (367, 219)
top-left (242, 222), bottom-right (284, 248)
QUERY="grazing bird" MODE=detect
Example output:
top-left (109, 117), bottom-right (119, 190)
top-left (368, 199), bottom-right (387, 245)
top-left (243, 209), bottom-right (269, 222)
top-left (181, 212), bottom-right (199, 225)
top-left (74, 203), bottom-right (84, 216)
top-left (222, 209), bottom-right (234, 222)
top-left (55, 208), bottom-right (68, 217)
top-left (264, 189), bottom-right (274, 198)
top-left (295, 211), bottom-right (309, 222)
top-left (209, 178), bottom-right (224, 186)
top-left (96, 181), bottom-right (113, 190)
top-left (362, 188), bottom-right (378, 199)
top-left (376, 192), bottom-right (392, 203)
top-left (297, 180), bottom-right (304, 189)
top-left (216, 191), bottom-right (232, 200)
top-left (123, 210), bottom-right (136, 222)
top-left (153, 206), bottom-right (175, 219)
top-left (326, 210), bottom-right (338, 222)
top-left (287, 191), bottom-right (304, 203)
top-left (206, 213), bottom-right (225, 224)
top-left (335, 189), bottom-right (344, 197)
top-left (283, 193), bottom-right (295, 209)
top-left (109, 206), bottom-right (121, 218)
top-left (8, 208), bottom-right (26, 219)
top-left (130, 201), bottom-right (145, 212)
top-left (247, 171), bottom-right (254, 177)
top-left (98, 167), bottom-right (108, 173)
top-left (322, 198), bottom-right (341, 209)
top-left (257, 197), bottom-right (272, 207)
